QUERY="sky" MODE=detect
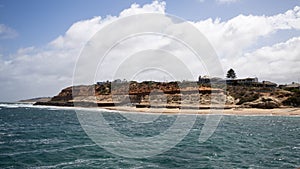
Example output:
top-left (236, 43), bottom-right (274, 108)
top-left (0, 0), bottom-right (300, 101)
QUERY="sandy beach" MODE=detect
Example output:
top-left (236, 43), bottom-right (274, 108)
top-left (103, 106), bottom-right (300, 116)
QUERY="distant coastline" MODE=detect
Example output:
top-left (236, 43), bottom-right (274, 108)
top-left (19, 97), bottom-right (51, 104)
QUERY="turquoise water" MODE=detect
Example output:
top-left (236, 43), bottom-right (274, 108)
top-left (0, 104), bottom-right (299, 168)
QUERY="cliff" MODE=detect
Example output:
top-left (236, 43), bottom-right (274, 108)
top-left (34, 81), bottom-right (298, 109)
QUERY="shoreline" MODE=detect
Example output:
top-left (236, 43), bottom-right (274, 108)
top-left (3, 102), bottom-right (300, 116)
top-left (102, 106), bottom-right (300, 116)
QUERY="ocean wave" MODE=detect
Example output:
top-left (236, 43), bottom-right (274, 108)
top-left (0, 103), bottom-right (119, 113)
top-left (0, 103), bottom-right (35, 108)
top-left (9, 138), bottom-right (65, 144)
top-left (29, 158), bottom-right (110, 169)
top-left (0, 143), bottom-right (97, 156)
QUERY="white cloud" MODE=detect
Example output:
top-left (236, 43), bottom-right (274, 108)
top-left (192, 6), bottom-right (300, 82)
top-left (120, 1), bottom-right (165, 16)
top-left (0, 24), bottom-right (18, 39)
top-left (194, 6), bottom-right (300, 60)
top-left (233, 37), bottom-right (300, 83)
top-left (50, 1), bottom-right (165, 49)
top-left (50, 16), bottom-right (106, 49)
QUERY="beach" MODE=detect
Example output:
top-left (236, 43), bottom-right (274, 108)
top-left (103, 106), bottom-right (300, 116)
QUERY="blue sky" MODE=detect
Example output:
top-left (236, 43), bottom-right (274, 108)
top-left (0, 0), bottom-right (300, 101)
top-left (1, 0), bottom-right (299, 55)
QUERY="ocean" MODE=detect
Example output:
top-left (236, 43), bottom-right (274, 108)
top-left (0, 103), bottom-right (299, 168)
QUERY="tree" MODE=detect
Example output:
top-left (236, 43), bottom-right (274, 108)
top-left (226, 68), bottom-right (237, 79)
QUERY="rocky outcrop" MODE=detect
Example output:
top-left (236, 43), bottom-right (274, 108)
top-left (242, 97), bottom-right (281, 109)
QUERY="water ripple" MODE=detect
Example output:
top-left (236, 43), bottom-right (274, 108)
top-left (0, 106), bottom-right (299, 168)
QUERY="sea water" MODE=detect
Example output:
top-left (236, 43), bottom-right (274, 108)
top-left (0, 103), bottom-right (299, 168)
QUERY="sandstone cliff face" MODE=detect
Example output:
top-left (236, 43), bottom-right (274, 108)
top-left (50, 87), bottom-right (73, 102)
top-left (35, 81), bottom-right (296, 109)
top-left (35, 81), bottom-right (228, 108)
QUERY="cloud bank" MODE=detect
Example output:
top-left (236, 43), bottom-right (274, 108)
top-left (0, 1), bottom-right (299, 101)
top-left (194, 6), bottom-right (300, 80)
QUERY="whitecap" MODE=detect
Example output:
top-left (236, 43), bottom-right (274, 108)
top-left (0, 103), bottom-right (34, 108)
top-left (0, 102), bottom-right (121, 113)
